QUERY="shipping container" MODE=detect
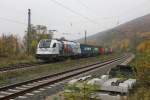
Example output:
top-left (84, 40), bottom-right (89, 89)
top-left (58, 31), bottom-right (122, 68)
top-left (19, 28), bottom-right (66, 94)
top-left (80, 44), bottom-right (100, 57)
top-left (80, 44), bottom-right (93, 57)
top-left (99, 47), bottom-right (105, 55)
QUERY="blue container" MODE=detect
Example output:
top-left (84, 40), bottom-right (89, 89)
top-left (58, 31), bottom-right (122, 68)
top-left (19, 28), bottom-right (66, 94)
top-left (80, 44), bottom-right (99, 57)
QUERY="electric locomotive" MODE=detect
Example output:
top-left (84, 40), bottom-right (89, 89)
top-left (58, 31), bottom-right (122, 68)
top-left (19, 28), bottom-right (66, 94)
top-left (36, 39), bottom-right (81, 60)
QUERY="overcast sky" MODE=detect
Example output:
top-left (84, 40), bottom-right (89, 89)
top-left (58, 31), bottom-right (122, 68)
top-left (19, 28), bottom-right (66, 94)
top-left (0, 0), bottom-right (150, 40)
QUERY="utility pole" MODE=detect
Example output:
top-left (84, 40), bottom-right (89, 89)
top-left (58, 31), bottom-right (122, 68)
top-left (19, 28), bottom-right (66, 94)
top-left (27, 9), bottom-right (31, 55)
top-left (85, 30), bottom-right (87, 44)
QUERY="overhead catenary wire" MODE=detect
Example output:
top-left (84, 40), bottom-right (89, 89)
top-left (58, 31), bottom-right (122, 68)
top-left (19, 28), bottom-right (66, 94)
top-left (75, 0), bottom-right (120, 25)
top-left (49, 0), bottom-right (100, 26)
top-left (0, 16), bottom-right (27, 25)
top-left (75, 0), bottom-right (97, 16)
top-left (77, 0), bottom-right (90, 10)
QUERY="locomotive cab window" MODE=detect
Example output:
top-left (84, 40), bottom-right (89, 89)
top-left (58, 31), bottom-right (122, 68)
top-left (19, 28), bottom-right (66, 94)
top-left (39, 40), bottom-right (51, 48)
top-left (53, 43), bottom-right (56, 48)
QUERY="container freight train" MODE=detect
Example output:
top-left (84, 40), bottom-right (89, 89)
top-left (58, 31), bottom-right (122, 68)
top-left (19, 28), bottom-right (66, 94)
top-left (36, 39), bottom-right (112, 61)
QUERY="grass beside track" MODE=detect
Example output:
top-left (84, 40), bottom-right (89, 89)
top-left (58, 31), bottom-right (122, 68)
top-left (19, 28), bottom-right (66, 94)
top-left (0, 55), bottom-right (37, 68)
top-left (128, 52), bottom-right (150, 100)
top-left (0, 54), bottom-right (118, 87)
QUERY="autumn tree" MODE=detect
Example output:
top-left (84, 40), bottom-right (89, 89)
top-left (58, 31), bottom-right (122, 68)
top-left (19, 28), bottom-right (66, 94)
top-left (137, 40), bottom-right (150, 53)
top-left (23, 25), bottom-right (53, 55)
top-left (0, 34), bottom-right (21, 57)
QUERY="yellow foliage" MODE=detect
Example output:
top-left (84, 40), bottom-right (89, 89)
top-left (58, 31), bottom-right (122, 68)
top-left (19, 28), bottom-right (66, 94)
top-left (140, 32), bottom-right (150, 37)
top-left (119, 38), bottom-right (130, 50)
top-left (0, 34), bottom-right (20, 57)
top-left (112, 39), bottom-right (119, 49)
top-left (137, 40), bottom-right (150, 53)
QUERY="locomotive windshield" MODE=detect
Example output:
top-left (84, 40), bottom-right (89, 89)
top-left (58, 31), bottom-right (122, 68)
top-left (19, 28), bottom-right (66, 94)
top-left (39, 39), bottom-right (51, 48)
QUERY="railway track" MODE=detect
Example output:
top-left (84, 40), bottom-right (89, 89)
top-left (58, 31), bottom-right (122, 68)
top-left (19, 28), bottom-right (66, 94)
top-left (0, 62), bottom-right (46, 72)
top-left (0, 54), bottom-right (130, 100)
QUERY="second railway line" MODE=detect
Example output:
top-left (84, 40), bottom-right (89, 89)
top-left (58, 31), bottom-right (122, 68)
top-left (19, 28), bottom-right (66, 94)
top-left (0, 54), bottom-right (118, 73)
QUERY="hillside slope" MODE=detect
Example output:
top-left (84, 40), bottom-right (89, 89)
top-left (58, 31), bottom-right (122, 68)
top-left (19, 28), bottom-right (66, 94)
top-left (79, 14), bottom-right (150, 51)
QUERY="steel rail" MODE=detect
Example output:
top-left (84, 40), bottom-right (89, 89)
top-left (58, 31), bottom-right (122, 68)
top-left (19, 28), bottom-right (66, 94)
top-left (0, 54), bottom-right (129, 100)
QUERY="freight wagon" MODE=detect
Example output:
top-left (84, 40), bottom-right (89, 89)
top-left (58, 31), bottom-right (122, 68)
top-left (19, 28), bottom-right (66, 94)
top-left (80, 44), bottom-right (99, 57)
